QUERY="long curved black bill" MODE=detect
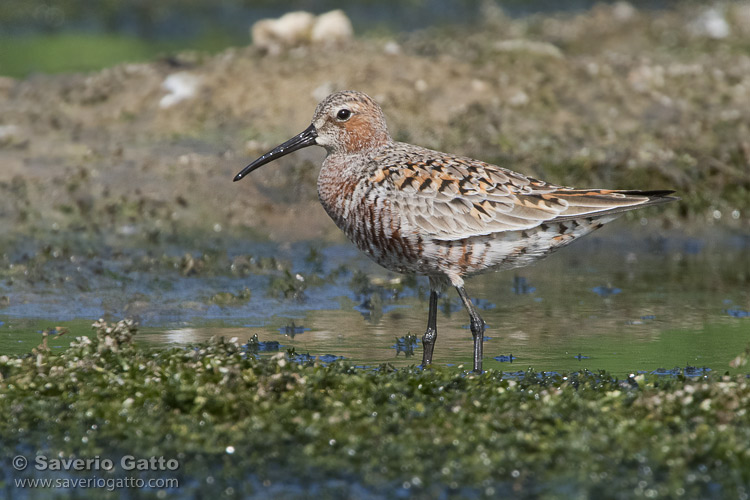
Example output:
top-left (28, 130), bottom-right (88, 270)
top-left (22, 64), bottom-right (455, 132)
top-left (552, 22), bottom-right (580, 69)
top-left (233, 124), bottom-right (318, 182)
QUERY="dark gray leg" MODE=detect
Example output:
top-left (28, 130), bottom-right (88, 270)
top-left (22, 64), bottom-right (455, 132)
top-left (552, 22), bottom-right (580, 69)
top-left (456, 286), bottom-right (484, 374)
top-left (421, 290), bottom-right (439, 368)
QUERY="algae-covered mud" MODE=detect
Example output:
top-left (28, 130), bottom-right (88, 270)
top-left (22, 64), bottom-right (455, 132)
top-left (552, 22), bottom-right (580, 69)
top-left (2, 1), bottom-right (750, 498)
top-left (1, 325), bottom-right (750, 499)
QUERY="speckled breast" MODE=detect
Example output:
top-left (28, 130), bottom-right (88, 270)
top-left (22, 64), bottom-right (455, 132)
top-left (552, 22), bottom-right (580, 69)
top-left (317, 159), bottom-right (431, 276)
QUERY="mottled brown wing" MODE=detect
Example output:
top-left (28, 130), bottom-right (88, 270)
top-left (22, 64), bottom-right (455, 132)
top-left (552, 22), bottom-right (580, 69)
top-left (368, 144), bottom-right (675, 241)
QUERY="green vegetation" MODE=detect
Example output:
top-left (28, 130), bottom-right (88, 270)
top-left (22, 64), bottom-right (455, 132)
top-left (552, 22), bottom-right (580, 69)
top-left (0, 32), bottom-right (242, 78)
top-left (1, 320), bottom-right (749, 498)
top-left (0, 34), bottom-right (160, 77)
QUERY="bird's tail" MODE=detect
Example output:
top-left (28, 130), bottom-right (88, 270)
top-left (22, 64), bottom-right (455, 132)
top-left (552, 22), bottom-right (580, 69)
top-left (549, 189), bottom-right (678, 221)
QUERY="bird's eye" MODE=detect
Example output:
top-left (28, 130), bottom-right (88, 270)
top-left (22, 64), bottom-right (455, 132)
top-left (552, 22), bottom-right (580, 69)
top-left (336, 108), bottom-right (352, 121)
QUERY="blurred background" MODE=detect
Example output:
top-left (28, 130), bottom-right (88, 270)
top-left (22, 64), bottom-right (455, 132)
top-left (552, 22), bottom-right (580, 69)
top-left (1, 0), bottom-right (687, 77)
top-left (2, 0), bottom-right (748, 237)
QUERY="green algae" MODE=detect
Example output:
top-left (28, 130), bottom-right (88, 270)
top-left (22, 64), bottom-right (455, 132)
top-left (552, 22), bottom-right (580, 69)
top-left (1, 321), bottom-right (749, 499)
top-left (208, 288), bottom-right (252, 306)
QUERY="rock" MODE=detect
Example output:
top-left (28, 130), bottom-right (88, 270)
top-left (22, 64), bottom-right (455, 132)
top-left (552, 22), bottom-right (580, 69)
top-left (471, 79), bottom-right (488, 93)
top-left (480, 0), bottom-right (509, 26)
top-left (383, 41), bottom-right (401, 55)
top-left (494, 39), bottom-right (563, 59)
top-left (612, 1), bottom-right (637, 22)
top-left (252, 11), bottom-right (316, 55)
top-left (251, 10), bottom-right (353, 54)
top-left (0, 125), bottom-right (20, 146)
top-left (628, 65), bottom-right (665, 93)
top-left (507, 90), bottom-right (529, 107)
top-left (311, 10), bottom-right (353, 46)
top-left (690, 8), bottom-right (731, 39)
top-left (159, 72), bottom-right (202, 109)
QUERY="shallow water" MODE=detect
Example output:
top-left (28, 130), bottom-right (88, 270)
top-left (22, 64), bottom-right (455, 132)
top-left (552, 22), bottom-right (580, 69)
top-left (1, 226), bottom-right (749, 375)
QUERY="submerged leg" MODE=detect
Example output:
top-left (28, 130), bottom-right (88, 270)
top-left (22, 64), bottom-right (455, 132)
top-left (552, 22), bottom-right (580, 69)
top-left (421, 290), bottom-right (439, 368)
top-left (456, 286), bottom-right (485, 374)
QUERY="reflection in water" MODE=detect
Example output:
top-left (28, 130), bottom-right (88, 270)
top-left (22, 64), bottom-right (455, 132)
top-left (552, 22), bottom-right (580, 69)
top-left (279, 321), bottom-right (308, 338)
top-left (246, 334), bottom-right (281, 353)
top-left (512, 276), bottom-right (536, 295)
top-left (392, 333), bottom-right (419, 358)
top-left (164, 328), bottom-right (202, 344)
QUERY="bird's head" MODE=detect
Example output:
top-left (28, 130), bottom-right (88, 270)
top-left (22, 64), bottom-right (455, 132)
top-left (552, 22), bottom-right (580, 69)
top-left (234, 90), bottom-right (389, 182)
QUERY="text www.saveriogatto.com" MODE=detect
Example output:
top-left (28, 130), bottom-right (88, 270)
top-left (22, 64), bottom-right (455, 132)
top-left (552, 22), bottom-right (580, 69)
top-left (12, 455), bottom-right (180, 492)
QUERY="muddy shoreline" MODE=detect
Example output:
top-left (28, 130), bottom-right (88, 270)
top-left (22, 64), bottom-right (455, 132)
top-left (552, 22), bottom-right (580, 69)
top-left (1, 3), bottom-right (749, 255)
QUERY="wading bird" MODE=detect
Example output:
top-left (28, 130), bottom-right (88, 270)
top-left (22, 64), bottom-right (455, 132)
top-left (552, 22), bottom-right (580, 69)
top-left (234, 91), bottom-right (675, 373)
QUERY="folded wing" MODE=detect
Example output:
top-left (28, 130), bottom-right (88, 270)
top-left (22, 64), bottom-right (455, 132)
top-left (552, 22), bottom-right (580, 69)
top-left (369, 144), bottom-right (676, 241)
